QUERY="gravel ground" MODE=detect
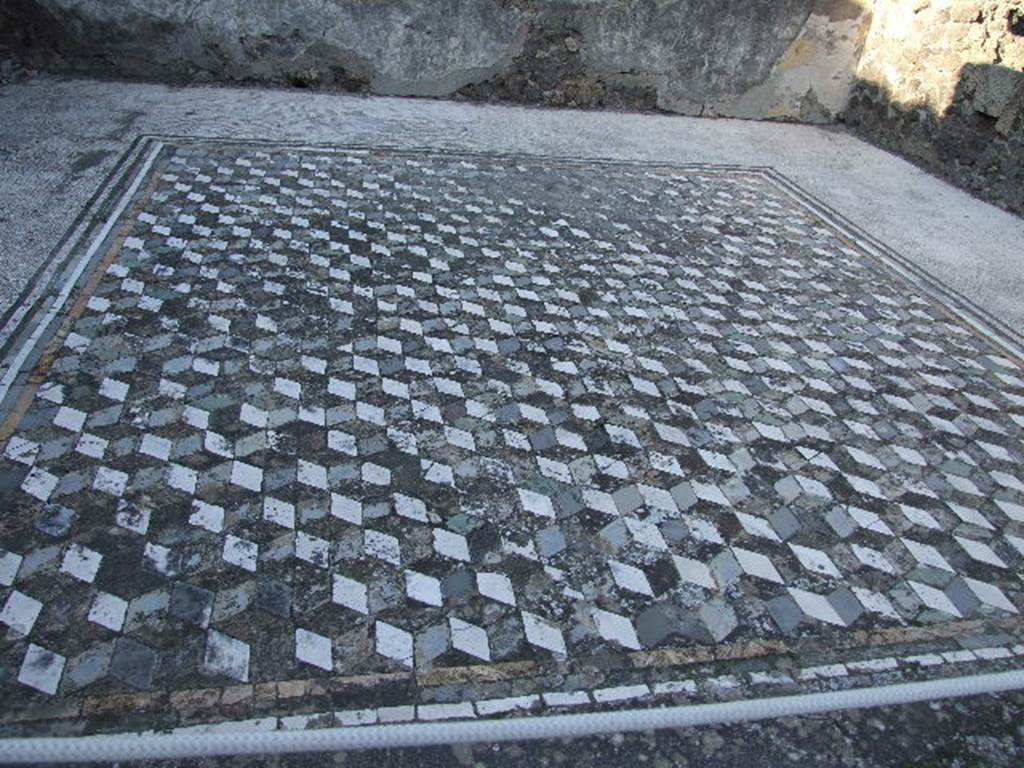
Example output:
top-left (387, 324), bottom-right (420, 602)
top-left (37, 691), bottom-right (1024, 767)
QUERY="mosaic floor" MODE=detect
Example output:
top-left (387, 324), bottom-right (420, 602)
top-left (1, 138), bottom-right (1023, 735)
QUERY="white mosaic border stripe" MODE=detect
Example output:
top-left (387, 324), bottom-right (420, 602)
top-left (150, 643), bottom-right (1024, 736)
top-left (0, 140), bottom-right (165, 406)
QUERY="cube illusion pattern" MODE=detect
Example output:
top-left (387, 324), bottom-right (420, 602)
top-left (1, 144), bottom-right (1023, 702)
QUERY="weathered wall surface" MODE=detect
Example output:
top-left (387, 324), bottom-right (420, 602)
top-left (846, 0), bottom-right (1024, 215)
top-left (0, 0), bottom-right (873, 121)
top-left (0, 0), bottom-right (530, 95)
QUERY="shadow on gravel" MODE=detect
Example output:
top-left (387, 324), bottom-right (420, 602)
top-left (844, 57), bottom-right (1024, 218)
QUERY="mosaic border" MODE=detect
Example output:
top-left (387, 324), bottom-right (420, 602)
top-left (2, 615), bottom-right (1021, 737)
top-left (1, 135), bottom-right (1022, 737)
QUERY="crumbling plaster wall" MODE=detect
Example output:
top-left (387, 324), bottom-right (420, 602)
top-left (0, 0), bottom-right (873, 121)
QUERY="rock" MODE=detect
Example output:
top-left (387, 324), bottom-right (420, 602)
top-left (995, 81), bottom-right (1024, 138)
top-left (702, 730), bottom-right (726, 755)
top-left (950, 3), bottom-right (983, 23)
top-left (972, 65), bottom-right (1024, 118)
top-left (0, 55), bottom-right (37, 84)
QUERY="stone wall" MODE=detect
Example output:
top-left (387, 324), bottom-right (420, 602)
top-left (845, 0), bottom-right (1024, 215)
top-left (0, 0), bottom-right (873, 121)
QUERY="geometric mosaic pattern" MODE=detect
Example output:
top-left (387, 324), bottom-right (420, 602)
top-left (1, 143), bottom-right (1023, 711)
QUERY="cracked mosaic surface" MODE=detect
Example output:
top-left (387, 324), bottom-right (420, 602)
top-left (1, 142), bottom-right (1023, 712)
